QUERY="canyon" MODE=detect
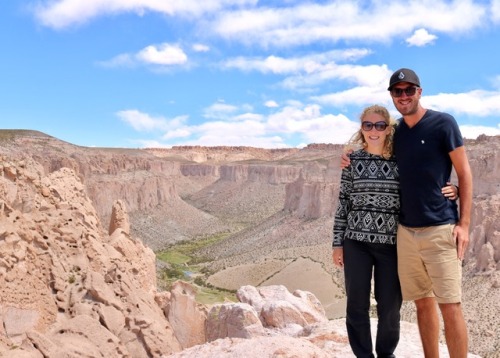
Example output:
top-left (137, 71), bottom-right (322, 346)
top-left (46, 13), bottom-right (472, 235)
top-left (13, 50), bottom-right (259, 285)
top-left (0, 129), bottom-right (498, 357)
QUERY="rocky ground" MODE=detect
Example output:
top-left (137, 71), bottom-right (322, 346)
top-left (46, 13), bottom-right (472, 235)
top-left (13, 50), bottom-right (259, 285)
top-left (133, 207), bottom-right (500, 357)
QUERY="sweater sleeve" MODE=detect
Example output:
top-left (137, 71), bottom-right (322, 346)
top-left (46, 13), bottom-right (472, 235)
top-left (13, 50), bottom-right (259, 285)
top-left (332, 165), bottom-right (353, 247)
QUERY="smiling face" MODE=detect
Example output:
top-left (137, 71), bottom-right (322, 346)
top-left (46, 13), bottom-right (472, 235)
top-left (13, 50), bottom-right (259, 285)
top-left (361, 112), bottom-right (391, 153)
top-left (390, 82), bottom-right (422, 116)
top-left (352, 104), bottom-right (394, 158)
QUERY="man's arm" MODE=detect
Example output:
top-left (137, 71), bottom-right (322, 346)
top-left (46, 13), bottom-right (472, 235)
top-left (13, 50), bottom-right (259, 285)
top-left (449, 146), bottom-right (473, 260)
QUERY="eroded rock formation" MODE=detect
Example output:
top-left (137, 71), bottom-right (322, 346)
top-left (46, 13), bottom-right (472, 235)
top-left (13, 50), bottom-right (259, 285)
top-left (0, 157), bottom-right (181, 356)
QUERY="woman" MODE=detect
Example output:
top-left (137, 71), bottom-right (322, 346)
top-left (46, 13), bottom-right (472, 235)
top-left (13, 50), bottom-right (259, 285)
top-left (332, 105), bottom-right (457, 358)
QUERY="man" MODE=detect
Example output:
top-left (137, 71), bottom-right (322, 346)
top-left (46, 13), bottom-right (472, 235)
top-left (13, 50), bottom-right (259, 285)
top-left (344, 68), bottom-right (473, 357)
top-left (389, 68), bottom-right (472, 358)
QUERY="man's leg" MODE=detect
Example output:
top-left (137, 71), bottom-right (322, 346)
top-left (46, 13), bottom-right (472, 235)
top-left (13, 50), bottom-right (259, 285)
top-left (415, 297), bottom-right (440, 358)
top-left (439, 302), bottom-right (468, 358)
top-left (420, 224), bottom-right (467, 357)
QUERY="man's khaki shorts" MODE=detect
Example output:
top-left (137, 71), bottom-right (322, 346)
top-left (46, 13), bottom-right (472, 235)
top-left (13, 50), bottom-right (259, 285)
top-left (397, 224), bottom-right (462, 303)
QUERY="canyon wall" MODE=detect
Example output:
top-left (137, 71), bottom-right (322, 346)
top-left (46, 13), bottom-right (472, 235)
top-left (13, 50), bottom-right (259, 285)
top-left (2, 131), bottom-right (499, 269)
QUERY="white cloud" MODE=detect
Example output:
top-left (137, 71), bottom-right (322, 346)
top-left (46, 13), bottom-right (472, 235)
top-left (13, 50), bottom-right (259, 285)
top-left (136, 43), bottom-right (187, 65)
top-left (197, 118), bottom-right (266, 136)
top-left (180, 134), bottom-right (287, 148)
top-left (211, 1), bottom-right (487, 47)
top-left (223, 55), bottom-right (302, 74)
top-left (491, 75), bottom-right (500, 90)
top-left (192, 43), bottom-right (210, 52)
top-left (33, 0), bottom-right (258, 29)
top-left (131, 139), bottom-right (172, 148)
top-left (289, 64), bottom-right (390, 90)
top-left (121, 98), bottom-right (500, 148)
top-left (132, 101), bottom-right (362, 148)
top-left (162, 128), bottom-right (192, 140)
top-left (315, 85), bottom-right (500, 123)
top-left (312, 86), bottom-right (391, 108)
top-left (264, 100), bottom-right (279, 108)
top-left (267, 104), bottom-right (358, 144)
top-left (35, 0), bottom-right (488, 48)
top-left (405, 28), bottom-right (438, 47)
top-left (222, 49), bottom-right (371, 75)
top-left (223, 52), bottom-right (385, 92)
top-left (233, 113), bottom-right (264, 122)
top-left (161, 116), bottom-right (274, 147)
top-left (117, 109), bottom-right (187, 132)
top-left (213, 2), bottom-right (368, 46)
top-left (99, 43), bottom-right (188, 68)
top-left (304, 114), bottom-right (360, 144)
top-left (97, 54), bottom-right (135, 68)
top-left (493, 0), bottom-right (500, 23)
top-left (460, 124), bottom-right (500, 139)
top-left (203, 102), bottom-right (239, 119)
top-left (422, 90), bottom-right (500, 117)
top-left (266, 103), bottom-right (322, 133)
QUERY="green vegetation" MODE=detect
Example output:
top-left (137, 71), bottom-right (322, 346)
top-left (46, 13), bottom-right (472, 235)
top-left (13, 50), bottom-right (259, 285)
top-left (196, 286), bottom-right (236, 305)
top-left (156, 251), bottom-right (191, 265)
top-left (0, 129), bottom-right (51, 141)
top-left (67, 265), bottom-right (81, 284)
top-left (156, 233), bottom-right (237, 304)
top-left (0, 130), bottom-right (17, 142)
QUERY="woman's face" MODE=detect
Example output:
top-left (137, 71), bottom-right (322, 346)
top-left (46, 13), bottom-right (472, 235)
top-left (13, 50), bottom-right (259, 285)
top-left (361, 112), bottom-right (390, 148)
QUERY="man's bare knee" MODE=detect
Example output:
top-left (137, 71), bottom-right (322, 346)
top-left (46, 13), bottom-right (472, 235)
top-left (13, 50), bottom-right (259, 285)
top-left (439, 302), bottom-right (464, 321)
top-left (439, 302), bottom-right (461, 314)
top-left (415, 297), bottom-right (436, 311)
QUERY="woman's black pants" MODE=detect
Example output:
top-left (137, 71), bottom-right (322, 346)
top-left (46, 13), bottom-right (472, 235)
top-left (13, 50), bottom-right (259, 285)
top-left (343, 239), bottom-right (402, 358)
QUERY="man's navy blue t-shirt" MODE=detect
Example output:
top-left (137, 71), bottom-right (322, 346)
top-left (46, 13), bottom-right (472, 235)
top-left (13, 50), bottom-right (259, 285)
top-left (393, 109), bottom-right (463, 227)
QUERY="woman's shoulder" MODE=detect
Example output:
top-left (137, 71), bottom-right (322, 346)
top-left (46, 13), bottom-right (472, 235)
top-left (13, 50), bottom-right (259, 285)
top-left (349, 149), bottom-right (383, 160)
top-left (350, 149), bottom-right (397, 162)
top-left (348, 148), bottom-right (367, 158)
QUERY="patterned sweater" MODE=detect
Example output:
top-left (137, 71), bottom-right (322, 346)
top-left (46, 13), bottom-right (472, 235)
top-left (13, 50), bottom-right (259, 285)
top-left (333, 149), bottom-right (400, 247)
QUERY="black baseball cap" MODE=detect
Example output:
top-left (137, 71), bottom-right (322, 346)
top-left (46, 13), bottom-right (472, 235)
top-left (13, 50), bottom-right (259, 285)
top-left (387, 68), bottom-right (420, 90)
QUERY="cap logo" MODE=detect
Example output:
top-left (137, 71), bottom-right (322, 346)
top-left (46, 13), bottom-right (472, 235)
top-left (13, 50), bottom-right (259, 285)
top-left (398, 72), bottom-right (405, 80)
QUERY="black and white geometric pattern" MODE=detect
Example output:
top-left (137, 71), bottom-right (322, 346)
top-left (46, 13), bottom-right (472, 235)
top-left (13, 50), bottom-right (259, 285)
top-left (333, 149), bottom-right (400, 247)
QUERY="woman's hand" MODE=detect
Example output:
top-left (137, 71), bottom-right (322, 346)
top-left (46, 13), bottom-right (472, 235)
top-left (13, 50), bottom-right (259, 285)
top-left (442, 181), bottom-right (459, 200)
top-left (332, 248), bottom-right (344, 268)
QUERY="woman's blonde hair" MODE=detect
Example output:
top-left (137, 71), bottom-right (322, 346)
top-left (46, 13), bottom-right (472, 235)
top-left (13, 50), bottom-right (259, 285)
top-left (345, 104), bottom-right (396, 159)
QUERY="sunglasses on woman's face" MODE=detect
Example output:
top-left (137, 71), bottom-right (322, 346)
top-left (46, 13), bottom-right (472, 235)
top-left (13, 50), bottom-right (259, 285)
top-left (390, 86), bottom-right (418, 98)
top-left (361, 121), bottom-right (389, 131)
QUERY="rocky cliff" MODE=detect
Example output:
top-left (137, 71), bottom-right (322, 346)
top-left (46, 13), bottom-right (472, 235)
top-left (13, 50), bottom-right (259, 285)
top-left (0, 156), bottom-right (182, 356)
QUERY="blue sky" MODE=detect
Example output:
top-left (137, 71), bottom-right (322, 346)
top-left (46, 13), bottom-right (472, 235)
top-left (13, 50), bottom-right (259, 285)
top-left (2, 0), bottom-right (500, 148)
